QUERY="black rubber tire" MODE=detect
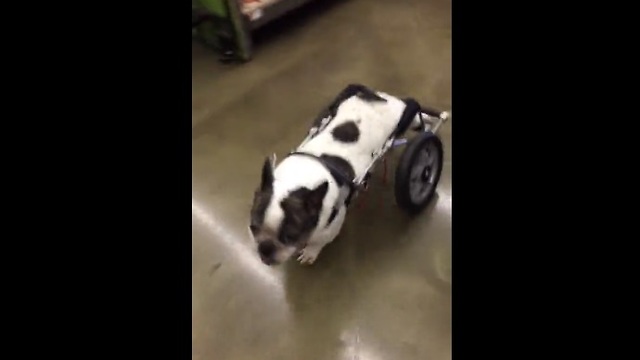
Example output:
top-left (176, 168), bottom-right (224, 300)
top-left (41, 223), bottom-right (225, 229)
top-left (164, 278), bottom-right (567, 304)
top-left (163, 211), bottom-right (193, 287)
top-left (394, 132), bottom-right (444, 215)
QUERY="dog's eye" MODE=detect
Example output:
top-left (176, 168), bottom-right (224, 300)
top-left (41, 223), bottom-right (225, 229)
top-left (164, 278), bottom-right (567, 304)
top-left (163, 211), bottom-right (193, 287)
top-left (249, 224), bottom-right (258, 234)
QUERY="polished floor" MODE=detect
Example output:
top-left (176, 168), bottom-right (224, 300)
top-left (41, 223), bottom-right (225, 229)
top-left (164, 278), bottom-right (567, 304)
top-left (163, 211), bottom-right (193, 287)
top-left (192, 0), bottom-right (451, 359)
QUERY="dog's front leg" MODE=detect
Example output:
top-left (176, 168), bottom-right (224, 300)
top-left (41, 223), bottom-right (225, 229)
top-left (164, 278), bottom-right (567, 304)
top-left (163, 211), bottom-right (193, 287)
top-left (297, 206), bottom-right (346, 265)
top-left (297, 240), bottom-right (327, 265)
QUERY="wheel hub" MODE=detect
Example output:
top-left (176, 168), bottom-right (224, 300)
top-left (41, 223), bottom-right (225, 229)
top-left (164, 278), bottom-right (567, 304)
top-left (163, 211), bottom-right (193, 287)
top-left (408, 146), bottom-right (439, 203)
top-left (422, 166), bottom-right (432, 181)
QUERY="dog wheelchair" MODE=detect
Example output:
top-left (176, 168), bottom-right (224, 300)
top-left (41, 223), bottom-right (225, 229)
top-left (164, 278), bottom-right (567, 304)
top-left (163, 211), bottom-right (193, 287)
top-left (294, 84), bottom-right (450, 215)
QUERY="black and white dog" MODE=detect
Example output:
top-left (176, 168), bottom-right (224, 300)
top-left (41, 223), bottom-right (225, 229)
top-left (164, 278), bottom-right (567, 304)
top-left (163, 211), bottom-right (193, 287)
top-left (249, 84), bottom-right (423, 265)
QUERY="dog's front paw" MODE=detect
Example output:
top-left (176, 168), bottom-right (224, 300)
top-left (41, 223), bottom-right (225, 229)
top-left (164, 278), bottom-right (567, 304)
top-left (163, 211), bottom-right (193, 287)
top-left (297, 247), bottom-right (321, 265)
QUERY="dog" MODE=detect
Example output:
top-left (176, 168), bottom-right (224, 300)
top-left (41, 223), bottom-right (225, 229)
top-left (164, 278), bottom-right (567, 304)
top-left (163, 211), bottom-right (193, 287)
top-left (249, 84), bottom-right (423, 265)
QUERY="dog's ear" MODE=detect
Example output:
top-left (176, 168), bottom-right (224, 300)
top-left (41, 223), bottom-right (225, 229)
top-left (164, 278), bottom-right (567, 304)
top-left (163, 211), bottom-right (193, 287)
top-left (269, 153), bottom-right (277, 168)
top-left (305, 181), bottom-right (328, 210)
top-left (260, 156), bottom-right (274, 191)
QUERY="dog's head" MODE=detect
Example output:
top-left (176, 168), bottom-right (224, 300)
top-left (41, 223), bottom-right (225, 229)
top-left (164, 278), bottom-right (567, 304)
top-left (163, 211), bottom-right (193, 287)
top-left (249, 156), bottom-right (328, 265)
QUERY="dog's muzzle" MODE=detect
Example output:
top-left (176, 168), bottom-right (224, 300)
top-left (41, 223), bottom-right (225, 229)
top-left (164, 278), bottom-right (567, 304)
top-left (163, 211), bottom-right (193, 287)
top-left (258, 241), bottom-right (277, 265)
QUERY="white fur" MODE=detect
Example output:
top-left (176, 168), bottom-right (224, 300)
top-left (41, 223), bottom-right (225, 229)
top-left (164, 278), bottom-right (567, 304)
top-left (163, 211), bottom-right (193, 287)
top-left (267, 91), bottom-right (409, 264)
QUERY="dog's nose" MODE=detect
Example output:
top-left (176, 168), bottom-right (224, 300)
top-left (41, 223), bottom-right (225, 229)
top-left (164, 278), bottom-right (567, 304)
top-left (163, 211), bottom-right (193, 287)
top-left (258, 241), bottom-right (276, 258)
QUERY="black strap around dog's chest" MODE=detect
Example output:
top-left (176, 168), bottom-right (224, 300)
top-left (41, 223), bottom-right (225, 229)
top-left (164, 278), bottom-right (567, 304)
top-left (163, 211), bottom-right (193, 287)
top-left (286, 151), bottom-right (357, 227)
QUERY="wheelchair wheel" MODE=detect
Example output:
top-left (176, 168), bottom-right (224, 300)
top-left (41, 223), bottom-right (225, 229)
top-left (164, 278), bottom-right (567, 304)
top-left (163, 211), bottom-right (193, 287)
top-left (394, 132), bottom-right (444, 214)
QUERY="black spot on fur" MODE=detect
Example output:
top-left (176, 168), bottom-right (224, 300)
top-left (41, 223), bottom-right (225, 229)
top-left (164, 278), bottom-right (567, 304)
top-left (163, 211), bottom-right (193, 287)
top-left (331, 121), bottom-right (360, 143)
top-left (319, 154), bottom-right (356, 186)
top-left (278, 182), bottom-right (329, 246)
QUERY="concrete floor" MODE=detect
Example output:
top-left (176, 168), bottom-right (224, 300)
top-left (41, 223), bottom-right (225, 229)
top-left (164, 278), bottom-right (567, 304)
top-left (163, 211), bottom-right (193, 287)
top-left (192, 0), bottom-right (451, 359)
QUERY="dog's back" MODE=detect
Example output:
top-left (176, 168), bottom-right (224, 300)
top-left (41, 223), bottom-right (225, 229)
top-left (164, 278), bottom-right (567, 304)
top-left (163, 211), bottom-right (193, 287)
top-left (299, 91), bottom-right (407, 178)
